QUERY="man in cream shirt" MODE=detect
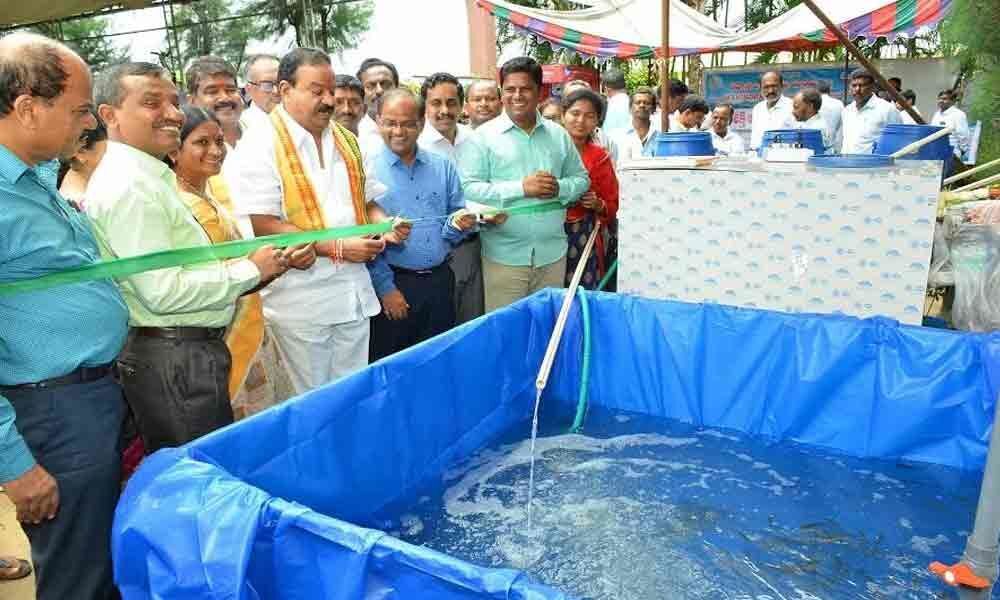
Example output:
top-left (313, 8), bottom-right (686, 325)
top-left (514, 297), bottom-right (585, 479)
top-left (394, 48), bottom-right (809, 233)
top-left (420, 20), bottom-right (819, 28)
top-left (750, 71), bottom-right (794, 150)
top-left (841, 68), bottom-right (902, 154)
top-left (791, 88), bottom-right (834, 153)
top-left (229, 48), bottom-right (389, 393)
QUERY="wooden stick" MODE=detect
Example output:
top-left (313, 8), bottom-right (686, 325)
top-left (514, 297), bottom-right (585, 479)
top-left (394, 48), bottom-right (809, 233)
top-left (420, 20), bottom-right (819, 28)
top-left (944, 157), bottom-right (1000, 185)
top-left (889, 127), bottom-right (953, 159)
top-left (799, 0), bottom-right (924, 125)
top-left (660, 0), bottom-right (670, 133)
top-left (535, 223), bottom-right (601, 392)
top-left (954, 172), bottom-right (1000, 193)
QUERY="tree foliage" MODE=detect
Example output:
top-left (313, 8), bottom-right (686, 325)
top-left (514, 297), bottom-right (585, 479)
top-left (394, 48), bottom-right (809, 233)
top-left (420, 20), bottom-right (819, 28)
top-left (157, 0), bottom-right (257, 78)
top-left (941, 0), bottom-right (999, 165)
top-left (243, 0), bottom-right (374, 53)
top-left (32, 17), bottom-right (127, 73)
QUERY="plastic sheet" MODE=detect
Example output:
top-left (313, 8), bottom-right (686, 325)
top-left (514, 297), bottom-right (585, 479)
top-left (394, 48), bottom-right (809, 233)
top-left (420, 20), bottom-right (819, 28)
top-left (952, 224), bottom-right (1000, 332)
top-left (114, 291), bottom-right (1000, 599)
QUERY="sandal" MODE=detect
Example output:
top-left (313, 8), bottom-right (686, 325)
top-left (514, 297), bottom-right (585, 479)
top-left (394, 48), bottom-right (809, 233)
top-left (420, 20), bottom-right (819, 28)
top-left (0, 556), bottom-right (31, 581)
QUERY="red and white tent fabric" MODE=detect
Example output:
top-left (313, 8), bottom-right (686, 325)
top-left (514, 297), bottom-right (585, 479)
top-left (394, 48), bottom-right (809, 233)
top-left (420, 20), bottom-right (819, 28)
top-left (477, 0), bottom-right (737, 59)
top-left (477, 0), bottom-right (952, 59)
top-left (720, 0), bottom-right (953, 52)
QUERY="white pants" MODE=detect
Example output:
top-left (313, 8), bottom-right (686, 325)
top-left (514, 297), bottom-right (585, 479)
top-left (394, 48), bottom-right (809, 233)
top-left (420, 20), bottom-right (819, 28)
top-left (267, 317), bottom-right (370, 394)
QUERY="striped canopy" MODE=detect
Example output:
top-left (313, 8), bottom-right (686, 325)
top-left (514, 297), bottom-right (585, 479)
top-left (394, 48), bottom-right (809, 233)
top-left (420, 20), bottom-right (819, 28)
top-left (477, 0), bottom-right (737, 59)
top-left (477, 0), bottom-right (952, 59)
top-left (723, 0), bottom-right (953, 52)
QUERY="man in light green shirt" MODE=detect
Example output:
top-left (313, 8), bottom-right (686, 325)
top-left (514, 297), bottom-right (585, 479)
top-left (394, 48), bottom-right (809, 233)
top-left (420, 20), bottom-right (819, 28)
top-left (457, 56), bottom-right (589, 312)
top-left (86, 62), bottom-right (289, 452)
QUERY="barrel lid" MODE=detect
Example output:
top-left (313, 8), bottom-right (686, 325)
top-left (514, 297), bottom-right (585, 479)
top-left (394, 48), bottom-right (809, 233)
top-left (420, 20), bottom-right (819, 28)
top-left (808, 154), bottom-right (895, 168)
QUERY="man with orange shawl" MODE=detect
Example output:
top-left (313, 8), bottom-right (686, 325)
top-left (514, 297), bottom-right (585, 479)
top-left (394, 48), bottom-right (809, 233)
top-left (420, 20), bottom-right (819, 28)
top-left (228, 48), bottom-right (393, 393)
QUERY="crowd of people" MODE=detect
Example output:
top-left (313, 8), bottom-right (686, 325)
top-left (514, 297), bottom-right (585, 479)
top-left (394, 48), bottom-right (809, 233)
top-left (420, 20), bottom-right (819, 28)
top-left (0, 29), bottom-right (974, 599)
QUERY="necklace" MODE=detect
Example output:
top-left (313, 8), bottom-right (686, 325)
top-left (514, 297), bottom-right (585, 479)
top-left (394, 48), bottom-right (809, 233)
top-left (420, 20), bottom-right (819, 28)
top-left (176, 173), bottom-right (207, 197)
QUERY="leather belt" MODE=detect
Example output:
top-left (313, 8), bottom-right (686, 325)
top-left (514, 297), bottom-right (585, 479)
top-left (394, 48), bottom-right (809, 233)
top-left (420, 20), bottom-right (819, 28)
top-left (134, 326), bottom-right (226, 341)
top-left (391, 263), bottom-right (448, 276)
top-left (0, 363), bottom-right (113, 391)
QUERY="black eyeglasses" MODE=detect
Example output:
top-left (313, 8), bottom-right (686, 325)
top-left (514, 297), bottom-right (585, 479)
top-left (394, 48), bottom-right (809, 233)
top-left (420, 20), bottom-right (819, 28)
top-left (248, 80), bottom-right (277, 92)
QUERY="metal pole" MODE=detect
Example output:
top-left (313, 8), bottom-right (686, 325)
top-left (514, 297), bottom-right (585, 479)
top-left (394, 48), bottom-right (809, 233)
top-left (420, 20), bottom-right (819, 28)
top-left (660, 0), bottom-right (670, 133)
top-left (799, 0), bottom-right (924, 125)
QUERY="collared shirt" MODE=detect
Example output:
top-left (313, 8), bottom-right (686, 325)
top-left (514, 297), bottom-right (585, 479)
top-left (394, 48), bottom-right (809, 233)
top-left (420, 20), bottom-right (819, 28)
top-left (612, 122), bottom-right (658, 163)
top-left (792, 112), bottom-right (834, 153)
top-left (227, 106), bottom-right (382, 326)
top-left (419, 121), bottom-right (489, 214)
top-left (239, 102), bottom-right (270, 134)
top-left (457, 110), bottom-right (589, 268)
top-left (899, 108), bottom-right (922, 125)
top-left (0, 145), bottom-right (129, 482)
top-left (602, 92), bottom-right (632, 134)
top-left (359, 113), bottom-right (379, 139)
top-left (841, 95), bottom-right (902, 154)
top-left (750, 96), bottom-right (795, 150)
top-left (86, 141), bottom-right (259, 328)
top-left (367, 148), bottom-right (468, 297)
top-left (931, 105), bottom-right (971, 158)
top-left (709, 129), bottom-right (746, 156)
top-left (820, 94), bottom-right (844, 153)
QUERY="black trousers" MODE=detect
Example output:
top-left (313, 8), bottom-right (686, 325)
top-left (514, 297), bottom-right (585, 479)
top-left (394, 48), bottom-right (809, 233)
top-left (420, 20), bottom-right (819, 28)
top-left (371, 263), bottom-right (456, 360)
top-left (116, 333), bottom-right (233, 454)
top-left (7, 375), bottom-right (125, 600)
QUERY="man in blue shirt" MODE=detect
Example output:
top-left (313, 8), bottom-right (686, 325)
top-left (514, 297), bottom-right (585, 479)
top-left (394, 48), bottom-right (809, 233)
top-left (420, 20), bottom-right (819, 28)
top-left (367, 89), bottom-right (475, 359)
top-left (0, 33), bottom-right (129, 600)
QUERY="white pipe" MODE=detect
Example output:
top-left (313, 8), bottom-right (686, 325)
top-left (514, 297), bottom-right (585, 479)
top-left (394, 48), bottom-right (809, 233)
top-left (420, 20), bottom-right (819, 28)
top-left (889, 127), bottom-right (954, 159)
top-left (945, 157), bottom-right (1000, 185)
top-left (535, 222), bottom-right (601, 392)
top-left (954, 173), bottom-right (1000, 193)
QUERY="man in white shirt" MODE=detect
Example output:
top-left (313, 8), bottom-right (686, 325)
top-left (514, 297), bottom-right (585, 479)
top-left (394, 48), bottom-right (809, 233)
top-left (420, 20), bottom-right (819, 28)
top-left (612, 86), bottom-right (658, 162)
top-left (356, 57), bottom-right (398, 141)
top-left (817, 80), bottom-right (843, 153)
top-left (465, 80), bottom-right (502, 129)
top-left (670, 95), bottom-right (709, 133)
top-left (185, 56), bottom-right (244, 156)
top-left (791, 87), bottom-right (833, 153)
top-left (600, 68), bottom-right (630, 134)
top-left (896, 89), bottom-right (923, 125)
top-left (417, 72), bottom-right (483, 324)
top-left (750, 71), bottom-right (795, 150)
top-left (709, 103), bottom-right (745, 156)
top-left (650, 79), bottom-right (688, 133)
top-left (932, 89), bottom-right (971, 159)
top-left (229, 48), bottom-right (390, 393)
top-left (240, 54), bottom-right (280, 133)
top-left (841, 68), bottom-right (902, 154)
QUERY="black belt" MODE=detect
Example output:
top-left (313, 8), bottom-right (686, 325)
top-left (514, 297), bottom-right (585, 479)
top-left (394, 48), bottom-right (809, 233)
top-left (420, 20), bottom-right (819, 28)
top-left (459, 232), bottom-right (480, 243)
top-left (0, 363), bottom-right (113, 391)
top-left (134, 326), bottom-right (226, 340)
top-left (390, 263), bottom-right (449, 276)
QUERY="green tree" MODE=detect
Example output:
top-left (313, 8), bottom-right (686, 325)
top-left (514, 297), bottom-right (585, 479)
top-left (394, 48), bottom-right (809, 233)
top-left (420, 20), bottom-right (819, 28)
top-left (244, 0), bottom-right (373, 53)
top-left (33, 17), bottom-right (127, 73)
top-left (941, 0), bottom-right (999, 167)
top-left (158, 0), bottom-right (258, 78)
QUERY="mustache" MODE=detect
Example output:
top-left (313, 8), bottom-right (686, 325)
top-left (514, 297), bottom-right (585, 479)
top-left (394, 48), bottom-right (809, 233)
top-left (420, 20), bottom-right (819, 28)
top-left (213, 101), bottom-right (239, 111)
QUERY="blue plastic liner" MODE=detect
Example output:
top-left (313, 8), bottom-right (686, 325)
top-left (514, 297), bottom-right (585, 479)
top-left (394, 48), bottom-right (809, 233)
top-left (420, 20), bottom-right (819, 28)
top-left (113, 291), bottom-right (1000, 599)
top-left (808, 153), bottom-right (895, 168)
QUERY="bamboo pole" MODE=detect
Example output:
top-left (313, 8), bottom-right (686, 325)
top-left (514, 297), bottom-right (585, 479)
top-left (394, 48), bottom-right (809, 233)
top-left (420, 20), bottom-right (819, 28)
top-left (944, 157), bottom-right (1000, 186)
top-left (954, 173), bottom-right (1000, 194)
top-left (660, 0), bottom-right (670, 133)
top-left (799, 0), bottom-right (924, 125)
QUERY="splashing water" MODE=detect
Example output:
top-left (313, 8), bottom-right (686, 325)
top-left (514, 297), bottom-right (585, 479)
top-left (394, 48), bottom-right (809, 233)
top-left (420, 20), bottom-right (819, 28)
top-left (392, 408), bottom-right (980, 599)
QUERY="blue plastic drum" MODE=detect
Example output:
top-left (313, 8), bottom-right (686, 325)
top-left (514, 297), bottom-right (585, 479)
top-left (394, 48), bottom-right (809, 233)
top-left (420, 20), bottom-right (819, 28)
top-left (874, 123), bottom-right (954, 176)
top-left (759, 128), bottom-right (826, 156)
top-left (653, 131), bottom-right (715, 157)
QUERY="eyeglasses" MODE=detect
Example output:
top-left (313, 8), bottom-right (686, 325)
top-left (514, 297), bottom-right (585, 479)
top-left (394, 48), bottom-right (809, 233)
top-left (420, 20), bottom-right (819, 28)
top-left (379, 120), bottom-right (420, 131)
top-left (248, 80), bottom-right (277, 93)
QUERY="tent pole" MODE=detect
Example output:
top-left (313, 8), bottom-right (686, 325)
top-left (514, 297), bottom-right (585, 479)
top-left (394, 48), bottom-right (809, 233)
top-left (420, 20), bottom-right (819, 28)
top-left (842, 49), bottom-right (849, 104)
top-left (799, 0), bottom-right (924, 125)
top-left (660, 0), bottom-right (670, 133)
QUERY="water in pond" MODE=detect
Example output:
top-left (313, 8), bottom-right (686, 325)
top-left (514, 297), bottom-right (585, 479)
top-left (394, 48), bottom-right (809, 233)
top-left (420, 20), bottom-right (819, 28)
top-left (388, 407), bottom-right (981, 599)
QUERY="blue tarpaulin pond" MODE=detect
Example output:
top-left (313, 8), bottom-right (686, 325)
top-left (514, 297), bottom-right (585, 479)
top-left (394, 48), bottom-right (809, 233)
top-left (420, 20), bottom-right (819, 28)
top-left (112, 290), bottom-right (1000, 598)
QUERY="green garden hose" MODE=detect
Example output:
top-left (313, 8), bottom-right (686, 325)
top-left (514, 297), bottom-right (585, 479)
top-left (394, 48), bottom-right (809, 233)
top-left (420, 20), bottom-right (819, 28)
top-left (569, 258), bottom-right (618, 433)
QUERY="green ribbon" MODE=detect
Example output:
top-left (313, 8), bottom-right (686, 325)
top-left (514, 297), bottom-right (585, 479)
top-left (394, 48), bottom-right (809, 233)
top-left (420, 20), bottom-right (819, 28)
top-left (0, 222), bottom-right (391, 297)
top-left (0, 201), bottom-right (567, 298)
